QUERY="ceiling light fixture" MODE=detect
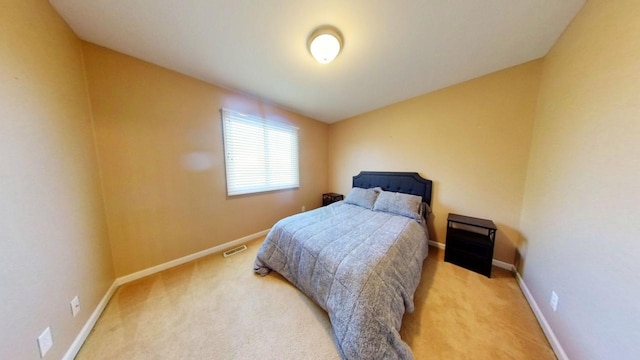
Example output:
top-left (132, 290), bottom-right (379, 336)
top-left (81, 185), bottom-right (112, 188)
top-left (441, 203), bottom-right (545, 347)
top-left (307, 26), bottom-right (343, 64)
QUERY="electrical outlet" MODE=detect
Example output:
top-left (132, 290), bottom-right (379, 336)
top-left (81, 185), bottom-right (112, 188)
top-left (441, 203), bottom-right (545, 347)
top-left (70, 296), bottom-right (80, 317)
top-left (550, 291), bottom-right (559, 312)
top-left (37, 327), bottom-right (53, 358)
top-left (301, 205), bottom-right (306, 212)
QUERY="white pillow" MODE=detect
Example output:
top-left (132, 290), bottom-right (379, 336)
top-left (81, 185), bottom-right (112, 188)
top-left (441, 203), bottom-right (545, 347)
top-left (373, 191), bottom-right (422, 220)
top-left (343, 187), bottom-right (379, 209)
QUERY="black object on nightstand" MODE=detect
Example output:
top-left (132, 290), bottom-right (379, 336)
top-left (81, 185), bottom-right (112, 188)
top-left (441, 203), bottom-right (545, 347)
top-left (322, 193), bottom-right (343, 206)
top-left (444, 213), bottom-right (497, 278)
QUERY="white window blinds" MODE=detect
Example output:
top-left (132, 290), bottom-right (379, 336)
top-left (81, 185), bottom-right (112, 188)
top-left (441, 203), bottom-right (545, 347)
top-left (221, 109), bottom-right (299, 196)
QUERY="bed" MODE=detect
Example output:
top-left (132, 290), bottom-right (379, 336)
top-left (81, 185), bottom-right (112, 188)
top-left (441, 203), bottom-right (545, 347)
top-left (254, 171), bottom-right (433, 360)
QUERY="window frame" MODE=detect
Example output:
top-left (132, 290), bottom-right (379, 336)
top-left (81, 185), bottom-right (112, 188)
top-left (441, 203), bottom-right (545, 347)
top-left (220, 108), bottom-right (300, 196)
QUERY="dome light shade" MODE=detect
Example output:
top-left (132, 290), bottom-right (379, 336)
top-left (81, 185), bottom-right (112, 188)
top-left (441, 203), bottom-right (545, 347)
top-left (308, 26), bottom-right (343, 64)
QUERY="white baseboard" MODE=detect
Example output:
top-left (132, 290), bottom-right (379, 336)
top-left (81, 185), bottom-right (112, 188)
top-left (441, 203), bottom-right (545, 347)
top-left (61, 280), bottom-right (118, 360)
top-left (491, 258), bottom-right (514, 271)
top-left (63, 229), bottom-right (269, 359)
top-left (515, 271), bottom-right (569, 360)
top-left (115, 229), bottom-right (270, 286)
top-left (428, 240), bottom-right (446, 249)
top-left (428, 240), bottom-right (515, 271)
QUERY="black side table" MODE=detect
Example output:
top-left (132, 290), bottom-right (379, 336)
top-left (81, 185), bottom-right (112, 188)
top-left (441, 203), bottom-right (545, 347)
top-left (444, 213), bottom-right (497, 277)
top-left (322, 193), bottom-right (343, 206)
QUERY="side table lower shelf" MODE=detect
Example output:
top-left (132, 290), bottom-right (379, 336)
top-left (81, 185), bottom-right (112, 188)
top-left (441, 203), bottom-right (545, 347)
top-left (445, 228), bottom-right (493, 276)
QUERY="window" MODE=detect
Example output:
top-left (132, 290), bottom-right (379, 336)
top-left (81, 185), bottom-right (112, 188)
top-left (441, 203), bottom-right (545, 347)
top-left (221, 109), bottom-right (299, 196)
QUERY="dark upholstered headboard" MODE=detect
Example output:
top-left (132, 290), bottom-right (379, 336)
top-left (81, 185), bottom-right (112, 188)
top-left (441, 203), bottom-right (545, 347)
top-left (352, 171), bottom-right (433, 206)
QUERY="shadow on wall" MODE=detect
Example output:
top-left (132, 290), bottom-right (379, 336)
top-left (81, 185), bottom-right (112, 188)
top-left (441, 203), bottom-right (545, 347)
top-left (425, 179), bottom-right (439, 242)
top-left (513, 233), bottom-right (528, 275)
top-left (426, 210), bottom-right (438, 242)
top-left (494, 223), bottom-right (525, 269)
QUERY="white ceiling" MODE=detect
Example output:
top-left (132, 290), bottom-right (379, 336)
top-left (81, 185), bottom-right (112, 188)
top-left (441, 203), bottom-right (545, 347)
top-left (50, 0), bottom-right (585, 123)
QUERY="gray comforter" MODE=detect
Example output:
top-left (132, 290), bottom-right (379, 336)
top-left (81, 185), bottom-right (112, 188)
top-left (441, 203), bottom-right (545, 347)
top-left (254, 202), bottom-right (429, 360)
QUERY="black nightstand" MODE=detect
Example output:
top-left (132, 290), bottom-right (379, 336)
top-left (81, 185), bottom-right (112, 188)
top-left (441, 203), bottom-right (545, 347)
top-left (322, 193), bottom-right (343, 206)
top-left (444, 213), bottom-right (497, 277)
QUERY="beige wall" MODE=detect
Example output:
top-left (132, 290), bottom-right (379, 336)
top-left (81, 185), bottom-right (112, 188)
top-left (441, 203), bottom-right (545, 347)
top-left (0, 1), bottom-right (114, 359)
top-left (328, 60), bottom-right (542, 264)
top-left (519, 0), bottom-right (640, 358)
top-left (82, 43), bottom-right (329, 277)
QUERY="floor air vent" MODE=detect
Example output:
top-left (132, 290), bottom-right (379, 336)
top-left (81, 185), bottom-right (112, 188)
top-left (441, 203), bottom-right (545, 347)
top-left (223, 244), bottom-right (248, 257)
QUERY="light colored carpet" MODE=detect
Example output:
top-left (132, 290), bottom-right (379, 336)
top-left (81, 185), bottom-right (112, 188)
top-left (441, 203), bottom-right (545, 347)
top-left (76, 238), bottom-right (556, 359)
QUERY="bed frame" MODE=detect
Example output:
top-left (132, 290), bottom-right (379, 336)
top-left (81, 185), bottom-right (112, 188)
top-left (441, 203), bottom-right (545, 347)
top-left (352, 171), bottom-right (433, 206)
